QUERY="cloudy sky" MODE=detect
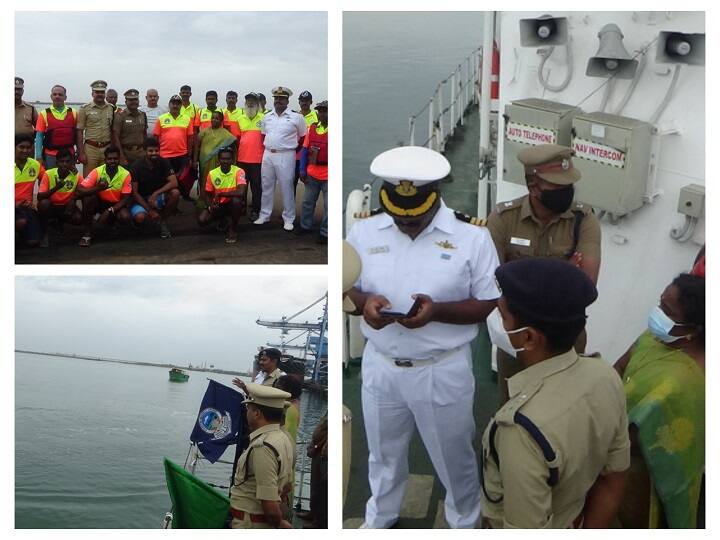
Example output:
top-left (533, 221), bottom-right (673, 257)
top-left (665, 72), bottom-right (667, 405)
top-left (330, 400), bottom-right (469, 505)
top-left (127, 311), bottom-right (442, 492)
top-left (15, 276), bottom-right (327, 372)
top-left (15, 11), bottom-right (328, 106)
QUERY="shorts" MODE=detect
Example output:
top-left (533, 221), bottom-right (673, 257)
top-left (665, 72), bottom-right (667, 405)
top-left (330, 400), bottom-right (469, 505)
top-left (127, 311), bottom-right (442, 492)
top-left (208, 201), bottom-right (234, 218)
top-left (16, 206), bottom-right (42, 244)
top-left (130, 193), bottom-right (166, 217)
top-left (47, 201), bottom-right (80, 219)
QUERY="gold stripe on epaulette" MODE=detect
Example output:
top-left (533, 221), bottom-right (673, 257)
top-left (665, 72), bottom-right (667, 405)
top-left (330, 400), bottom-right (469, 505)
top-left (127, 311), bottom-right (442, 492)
top-left (469, 217), bottom-right (487, 226)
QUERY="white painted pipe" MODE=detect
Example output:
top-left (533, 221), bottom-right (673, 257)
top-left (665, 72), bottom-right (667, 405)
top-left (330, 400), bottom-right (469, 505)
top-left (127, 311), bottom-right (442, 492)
top-left (478, 12), bottom-right (494, 218)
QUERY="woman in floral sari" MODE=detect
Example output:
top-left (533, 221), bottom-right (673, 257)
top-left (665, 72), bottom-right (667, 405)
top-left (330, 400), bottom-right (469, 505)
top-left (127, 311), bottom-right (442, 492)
top-left (192, 110), bottom-right (236, 205)
top-left (614, 273), bottom-right (705, 528)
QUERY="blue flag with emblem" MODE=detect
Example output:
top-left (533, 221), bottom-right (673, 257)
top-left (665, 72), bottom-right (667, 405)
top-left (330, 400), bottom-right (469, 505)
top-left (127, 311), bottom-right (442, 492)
top-left (190, 380), bottom-right (246, 463)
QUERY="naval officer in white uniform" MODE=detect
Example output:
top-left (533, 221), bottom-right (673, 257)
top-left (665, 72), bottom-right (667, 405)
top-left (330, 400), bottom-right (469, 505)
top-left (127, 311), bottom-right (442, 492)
top-left (255, 86), bottom-right (307, 231)
top-left (345, 146), bottom-right (501, 528)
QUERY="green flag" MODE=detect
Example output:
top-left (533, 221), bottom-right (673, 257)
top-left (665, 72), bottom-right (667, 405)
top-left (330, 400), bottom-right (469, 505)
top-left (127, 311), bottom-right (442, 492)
top-left (163, 457), bottom-right (230, 528)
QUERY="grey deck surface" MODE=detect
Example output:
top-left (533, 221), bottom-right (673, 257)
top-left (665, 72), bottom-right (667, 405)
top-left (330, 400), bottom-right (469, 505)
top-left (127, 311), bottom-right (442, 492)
top-left (15, 198), bottom-right (327, 265)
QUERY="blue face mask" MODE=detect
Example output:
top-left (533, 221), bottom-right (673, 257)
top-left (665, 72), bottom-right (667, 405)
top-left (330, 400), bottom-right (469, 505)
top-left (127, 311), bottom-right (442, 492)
top-left (648, 305), bottom-right (689, 343)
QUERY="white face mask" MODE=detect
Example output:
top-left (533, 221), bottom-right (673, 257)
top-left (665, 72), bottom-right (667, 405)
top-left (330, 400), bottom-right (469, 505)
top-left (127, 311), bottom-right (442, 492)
top-left (486, 307), bottom-right (528, 357)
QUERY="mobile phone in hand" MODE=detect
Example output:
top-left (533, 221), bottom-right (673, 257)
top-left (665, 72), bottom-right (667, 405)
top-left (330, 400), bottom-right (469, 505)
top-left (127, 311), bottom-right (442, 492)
top-left (380, 298), bottom-right (422, 319)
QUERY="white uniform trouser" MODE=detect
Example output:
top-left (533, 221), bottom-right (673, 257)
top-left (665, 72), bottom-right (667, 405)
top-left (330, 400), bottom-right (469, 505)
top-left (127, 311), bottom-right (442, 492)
top-left (361, 340), bottom-right (481, 529)
top-left (259, 149), bottom-right (296, 224)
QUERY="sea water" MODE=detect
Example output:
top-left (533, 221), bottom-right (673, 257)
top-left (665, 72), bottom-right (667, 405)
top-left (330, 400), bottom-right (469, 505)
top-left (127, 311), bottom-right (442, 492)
top-left (15, 352), bottom-right (326, 528)
top-left (343, 12), bottom-right (486, 204)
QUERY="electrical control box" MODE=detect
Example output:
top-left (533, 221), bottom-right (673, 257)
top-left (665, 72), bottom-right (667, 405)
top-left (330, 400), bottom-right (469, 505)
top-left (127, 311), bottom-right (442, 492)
top-left (677, 183), bottom-right (705, 218)
top-left (503, 99), bottom-right (582, 185)
top-left (571, 112), bottom-right (653, 216)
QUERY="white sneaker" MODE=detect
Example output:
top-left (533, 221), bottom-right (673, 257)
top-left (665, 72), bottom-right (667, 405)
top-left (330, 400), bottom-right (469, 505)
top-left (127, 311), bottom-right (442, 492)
top-left (253, 218), bottom-right (268, 225)
top-left (283, 222), bottom-right (294, 231)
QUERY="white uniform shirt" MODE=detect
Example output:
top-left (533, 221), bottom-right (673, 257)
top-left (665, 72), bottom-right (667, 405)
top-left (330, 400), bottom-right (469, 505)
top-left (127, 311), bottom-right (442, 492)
top-left (347, 201), bottom-right (500, 359)
top-left (252, 369), bottom-right (286, 384)
top-left (261, 109), bottom-right (307, 151)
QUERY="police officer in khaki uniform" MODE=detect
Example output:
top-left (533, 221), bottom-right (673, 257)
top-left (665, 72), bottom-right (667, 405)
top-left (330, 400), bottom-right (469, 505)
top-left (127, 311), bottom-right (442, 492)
top-left (481, 258), bottom-right (630, 529)
top-left (229, 383), bottom-right (294, 529)
top-left (76, 80), bottom-right (115, 173)
top-left (487, 144), bottom-right (601, 404)
top-left (112, 89), bottom-right (148, 165)
top-left (14, 77), bottom-right (37, 137)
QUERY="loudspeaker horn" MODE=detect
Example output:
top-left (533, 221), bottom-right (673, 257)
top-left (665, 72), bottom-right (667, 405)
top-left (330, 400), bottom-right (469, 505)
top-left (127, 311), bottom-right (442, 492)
top-left (586, 23), bottom-right (638, 79)
top-left (519, 15), bottom-right (568, 47)
top-left (656, 31), bottom-right (705, 66)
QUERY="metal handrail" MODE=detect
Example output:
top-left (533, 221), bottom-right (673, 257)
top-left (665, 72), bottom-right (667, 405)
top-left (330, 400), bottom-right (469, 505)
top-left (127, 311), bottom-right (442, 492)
top-left (409, 47), bottom-right (482, 152)
top-left (163, 437), bottom-right (315, 528)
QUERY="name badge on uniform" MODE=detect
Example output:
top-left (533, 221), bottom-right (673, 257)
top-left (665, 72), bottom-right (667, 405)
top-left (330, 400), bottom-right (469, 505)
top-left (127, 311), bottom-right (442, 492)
top-left (510, 237), bottom-right (531, 247)
top-left (369, 245), bottom-right (390, 255)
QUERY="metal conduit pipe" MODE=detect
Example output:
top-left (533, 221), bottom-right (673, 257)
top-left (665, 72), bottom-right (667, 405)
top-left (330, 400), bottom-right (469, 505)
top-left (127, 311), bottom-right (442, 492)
top-left (678, 218), bottom-right (697, 242)
top-left (614, 46), bottom-right (648, 115)
top-left (670, 214), bottom-right (694, 241)
top-left (650, 64), bottom-right (681, 125)
top-left (599, 78), bottom-right (615, 112)
top-left (537, 42), bottom-right (573, 92)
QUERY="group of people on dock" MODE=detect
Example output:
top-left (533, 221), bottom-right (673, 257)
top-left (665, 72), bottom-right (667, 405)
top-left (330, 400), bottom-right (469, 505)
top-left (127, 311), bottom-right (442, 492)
top-left (230, 348), bottom-right (328, 529)
top-left (344, 144), bottom-right (705, 529)
top-left (15, 77), bottom-right (328, 248)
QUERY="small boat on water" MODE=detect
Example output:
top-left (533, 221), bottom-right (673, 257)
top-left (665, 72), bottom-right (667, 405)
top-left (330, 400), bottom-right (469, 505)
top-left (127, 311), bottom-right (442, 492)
top-left (169, 368), bottom-right (189, 382)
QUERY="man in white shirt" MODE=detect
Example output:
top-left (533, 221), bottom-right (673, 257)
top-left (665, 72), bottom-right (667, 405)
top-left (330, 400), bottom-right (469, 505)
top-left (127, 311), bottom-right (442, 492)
top-left (255, 86), bottom-right (307, 231)
top-left (345, 146), bottom-right (501, 529)
top-left (232, 348), bottom-right (286, 393)
top-left (140, 88), bottom-right (168, 136)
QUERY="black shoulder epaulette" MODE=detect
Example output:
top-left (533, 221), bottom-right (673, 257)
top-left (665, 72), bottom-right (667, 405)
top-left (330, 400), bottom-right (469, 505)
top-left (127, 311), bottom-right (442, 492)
top-left (353, 208), bottom-right (383, 219)
top-left (486, 411), bottom-right (560, 491)
top-left (454, 211), bottom-right (487, 226)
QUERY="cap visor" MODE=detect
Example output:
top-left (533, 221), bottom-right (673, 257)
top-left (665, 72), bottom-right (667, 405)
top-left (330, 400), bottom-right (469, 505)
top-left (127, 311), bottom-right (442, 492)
top-left (537, 169), bottom-right (581, 185)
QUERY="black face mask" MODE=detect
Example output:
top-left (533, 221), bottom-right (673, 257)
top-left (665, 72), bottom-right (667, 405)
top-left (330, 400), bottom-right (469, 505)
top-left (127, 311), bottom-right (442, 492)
top-left (539, 185), bottom-right (574, 213)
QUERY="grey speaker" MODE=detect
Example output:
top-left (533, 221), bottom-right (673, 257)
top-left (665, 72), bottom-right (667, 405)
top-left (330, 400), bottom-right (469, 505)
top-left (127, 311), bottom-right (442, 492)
top-left (586, 23), bottom-right (638, 79)
top-left (519, 15), bottom-right (568, 47)
top-left (656, 31), bottom-right (705, 66)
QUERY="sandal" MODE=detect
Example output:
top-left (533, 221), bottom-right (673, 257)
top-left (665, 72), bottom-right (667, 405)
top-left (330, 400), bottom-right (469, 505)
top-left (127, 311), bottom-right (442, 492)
top-left (78, 236), bottom-right (91, 247)
top-left (225, 231), bottom-right (238, 244)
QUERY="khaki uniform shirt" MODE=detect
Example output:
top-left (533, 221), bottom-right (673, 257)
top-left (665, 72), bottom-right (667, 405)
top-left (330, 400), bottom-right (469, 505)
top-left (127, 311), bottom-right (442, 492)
top-left (230, 424), bottom-right (294, 514)
top-left (480, 349), bottom-right (630, 528)
top-left (15, 101), bottom-right (37, 136)
top-left (486, 195), bottom-right (600, 263)
top-left (113, 109), bottom-right (147, 147)
top-left (77, 101), bottom-right (114, 142)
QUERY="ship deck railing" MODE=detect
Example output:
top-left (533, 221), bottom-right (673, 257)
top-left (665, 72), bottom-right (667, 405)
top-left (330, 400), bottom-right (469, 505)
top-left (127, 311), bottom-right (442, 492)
top-left (408, 47), bottom-right (482, 152)
top-left (163, 439), bottom-right (313, 528)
